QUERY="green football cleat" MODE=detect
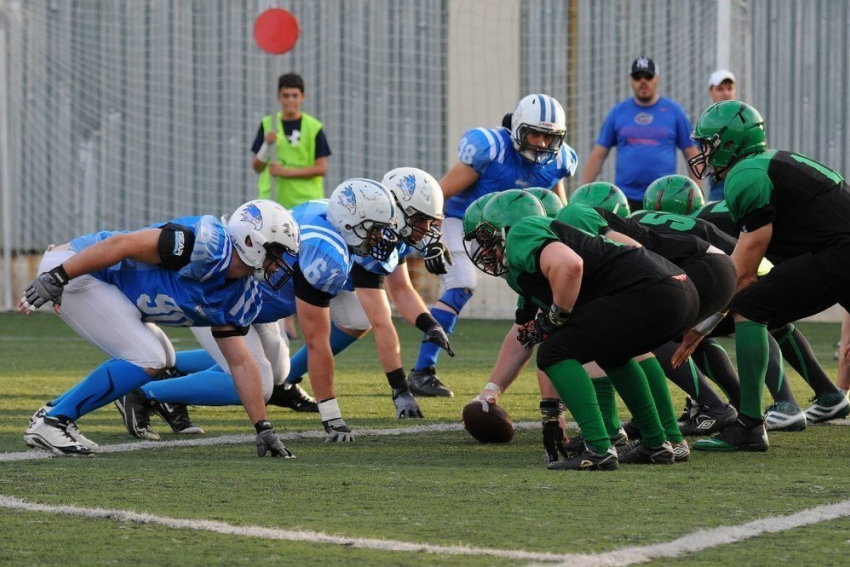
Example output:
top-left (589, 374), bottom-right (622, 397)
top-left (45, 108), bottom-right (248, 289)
top-left (693, 420), bottom-right (769, 452)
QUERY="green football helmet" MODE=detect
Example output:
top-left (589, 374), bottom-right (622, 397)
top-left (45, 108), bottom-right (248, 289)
top-left (472, 189), bottom-right (546, 276)
top-left (524, 188), bottom-right (563, 218)
top-left (689, 101), bottom-right (766, 182)
top-left (643, 175), bottom-right (705, 215)
top-left (462, 193), bottom-right (497, 239)
top-left (462, 193), bottom-right (498, 270)
top-left (570, 182), bottom-right (630, 217)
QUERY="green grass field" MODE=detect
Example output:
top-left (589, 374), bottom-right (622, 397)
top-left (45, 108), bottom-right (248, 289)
top-left (2, 312), bottom-right (850, 566)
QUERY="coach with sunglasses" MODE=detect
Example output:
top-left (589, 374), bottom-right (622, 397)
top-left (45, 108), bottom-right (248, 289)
top-left (581, 57), bottom-right (702, 212)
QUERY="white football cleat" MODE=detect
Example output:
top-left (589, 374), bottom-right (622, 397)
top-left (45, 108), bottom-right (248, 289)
top-left (31, 405), bottom-right (99, 450)
top-left (24, 414), bottom-right (94, 457)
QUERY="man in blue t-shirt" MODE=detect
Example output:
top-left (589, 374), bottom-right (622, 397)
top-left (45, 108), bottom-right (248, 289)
top-left (581, 57), bottom-right (702, 211)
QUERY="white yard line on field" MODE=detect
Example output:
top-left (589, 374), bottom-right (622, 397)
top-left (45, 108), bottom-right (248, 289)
top-left (4, 423), bottom-right (850, 563)
top-left (526, 498), bottom-right (850, 567)
top-left (0, 493), bottom-right (571, 563)
top-left (0, 421), bottom-right (545, 462)
top-left (3, 493), bottom-right (850, 565)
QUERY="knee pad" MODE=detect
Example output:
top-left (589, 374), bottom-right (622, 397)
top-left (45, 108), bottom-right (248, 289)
top-left (439, 287), bottom-right (474, 314)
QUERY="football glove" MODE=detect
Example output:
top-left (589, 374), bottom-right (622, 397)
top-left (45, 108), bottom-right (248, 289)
top-left (323, 417), bottom-right (355, 443)
top-left (540, 399), bottom-right (569, 464)
top-left (423, 323), bottom-right (455, 357)
top-left (422, 242), bottom-right (453, 275)
top-left (255, 421), bottom-right (294, 458)
top-left (22, 265), bottom-right (70, 311)
top-left (542, 421), bottom-right (569, 464)
top-left (517, 308), bottom-right (569, 349)
top-left (392, 388), bottom-right (424, 419)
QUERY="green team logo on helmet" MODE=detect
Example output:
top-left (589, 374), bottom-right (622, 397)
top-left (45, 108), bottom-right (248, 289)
top-left (524, 187), bottom-right (563, 218)
top-left (643, 175), bottom-right (705, 215)
top-left (689, 101), bottom-right (766, 181)
top-left (471, 189), bottom-right (546, 276)
top-left (571, 182), bottom-right (630, 217)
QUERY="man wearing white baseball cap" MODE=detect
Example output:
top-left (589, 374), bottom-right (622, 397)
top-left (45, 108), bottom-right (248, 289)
top-left (704, 70), bottom-right (738, 200)
top-left (708, 69), bottom-right (737, 104)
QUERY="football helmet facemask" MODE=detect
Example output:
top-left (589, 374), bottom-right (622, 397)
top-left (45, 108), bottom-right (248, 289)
top-left (327, 178), bottom-right (399, 262)
top-left (225, 199), bottom-right (300, 290)
top-left (511, 94), bottom-right (567, 165)
top-left (381, 167), bottom-right (444, 251)
top-left (689, 101), bottom-right (766, 182)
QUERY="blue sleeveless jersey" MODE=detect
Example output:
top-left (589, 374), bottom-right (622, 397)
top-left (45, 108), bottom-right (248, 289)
top-left (69, 215), bottom-right (260, 327)
top-left (255, 200), bottom-right (354, 323)
top-left (444, 127), bottom-right (578, 219)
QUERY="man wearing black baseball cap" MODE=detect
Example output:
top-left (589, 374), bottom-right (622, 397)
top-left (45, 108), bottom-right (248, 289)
top-left (581, 56), bottom-right (702, 211)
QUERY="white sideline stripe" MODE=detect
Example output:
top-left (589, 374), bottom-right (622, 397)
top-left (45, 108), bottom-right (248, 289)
top-left (0, 421), bottom-right (551, 462)
top-left (526, 498), bottom-right (850, 567)
top-left (3, 496), bottom-right (850, 565)
top-left (0, 494), bottom-right (569, 562)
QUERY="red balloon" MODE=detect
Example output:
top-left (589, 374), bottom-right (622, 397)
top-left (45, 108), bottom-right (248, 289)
top-left (254, 9), bottom-right (299, 55)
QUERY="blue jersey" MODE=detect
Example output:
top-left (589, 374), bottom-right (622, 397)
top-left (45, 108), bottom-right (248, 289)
top-left (69, 215), bottom-right (260, 328)
top-left (254, 200), bottom-right (354, 323)
top-left (444, 127), bottom-right (578, 219)
top-left (596, 96), bottom-right (696, 202)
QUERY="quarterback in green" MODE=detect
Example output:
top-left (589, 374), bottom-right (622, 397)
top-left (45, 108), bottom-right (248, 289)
top-left (679, 100), bottom-right (850, 452)
top-left (470, 190), bottom-right (700, 470)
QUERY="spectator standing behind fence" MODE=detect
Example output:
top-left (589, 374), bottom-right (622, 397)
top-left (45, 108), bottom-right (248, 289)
top-left (705, 69), bottom-right (737, 201)
top-left (252, 73), bottom-right (332, 339)
top-left (252, 73), bottom-right (332, 209)
top-left (581, 57), bottom-right (702, 212)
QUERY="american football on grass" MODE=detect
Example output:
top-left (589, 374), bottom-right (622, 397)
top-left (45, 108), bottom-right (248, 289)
top-left (462, 399), bottom-right (514, 443)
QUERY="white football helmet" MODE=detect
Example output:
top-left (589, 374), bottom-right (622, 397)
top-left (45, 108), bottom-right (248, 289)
top-left (510, 94), bottom-right (566, 164)
top-left (225, 199), bottom-right (300, 290)
top-left (380, 167), bottom-right (444, 251)
top-left (327, 178), bottom-right (399, 261)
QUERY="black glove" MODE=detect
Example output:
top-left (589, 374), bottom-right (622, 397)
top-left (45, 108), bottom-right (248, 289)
top-left (22, 265), bottom-right (70, 311)
top-left (542, 421), bottom-right (569, 464)
top-left (255, 420), bottom-right (294, 458)
top-left (392, 387), bottom-right (424, 419)
top-left (323, 417), bottom-right (355, 442)
top-left (423, 324), bottom-right (455, 357)
top-left (540, 399), bottom-right (568, 464)
top-left (422, 242), bottom-right (453, 275)
top-left (517, 307), bottom-right (570, 349)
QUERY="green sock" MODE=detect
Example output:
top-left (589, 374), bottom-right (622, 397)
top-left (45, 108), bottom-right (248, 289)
top-left (544, 359), bottom-right (610, 452)
top-left (605, 359), bottom-right (666, 447)
top-left (592, 376), bottom-right (621, 437)
top-left (639, 357), bottom-right (683, 443)
top-left (735, 320), bottom-right (769, 420)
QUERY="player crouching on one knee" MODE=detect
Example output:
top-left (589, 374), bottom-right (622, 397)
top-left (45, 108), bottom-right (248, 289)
top-left (464, 190), bottom-right (699, 470)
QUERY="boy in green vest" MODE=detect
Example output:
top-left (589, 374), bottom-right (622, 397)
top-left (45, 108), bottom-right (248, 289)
top-left (252, 73), bottom-right (332, 209)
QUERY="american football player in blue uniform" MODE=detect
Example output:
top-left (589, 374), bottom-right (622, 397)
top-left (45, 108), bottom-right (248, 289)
top-left (409, 94), bottom-right (578, 398)
top-left (134, 179), bottom-right (400, 442)
top-left (279, 167), bottom-right (453, 419)
top-left (19, 200), bottom-right (300, 458)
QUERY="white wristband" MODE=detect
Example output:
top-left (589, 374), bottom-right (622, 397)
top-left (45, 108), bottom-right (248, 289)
top-left (484, 382), bottom-right (503, 395)
top-left (318, 398), bottom-right (342, 422)
top-left (256, 142), bottom-right (271, 163)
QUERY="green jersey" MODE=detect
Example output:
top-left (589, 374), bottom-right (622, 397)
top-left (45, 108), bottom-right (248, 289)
top-left (630, 209), bottom-right (737, 254)
top-left (724, 149), bottom-right (850, 265)
top-left (557, 203), bottom-right (709, 267)
top-left (504, 216), bottom-right (682, 323)
top-left (694, 200), bottom-right (737, 238)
